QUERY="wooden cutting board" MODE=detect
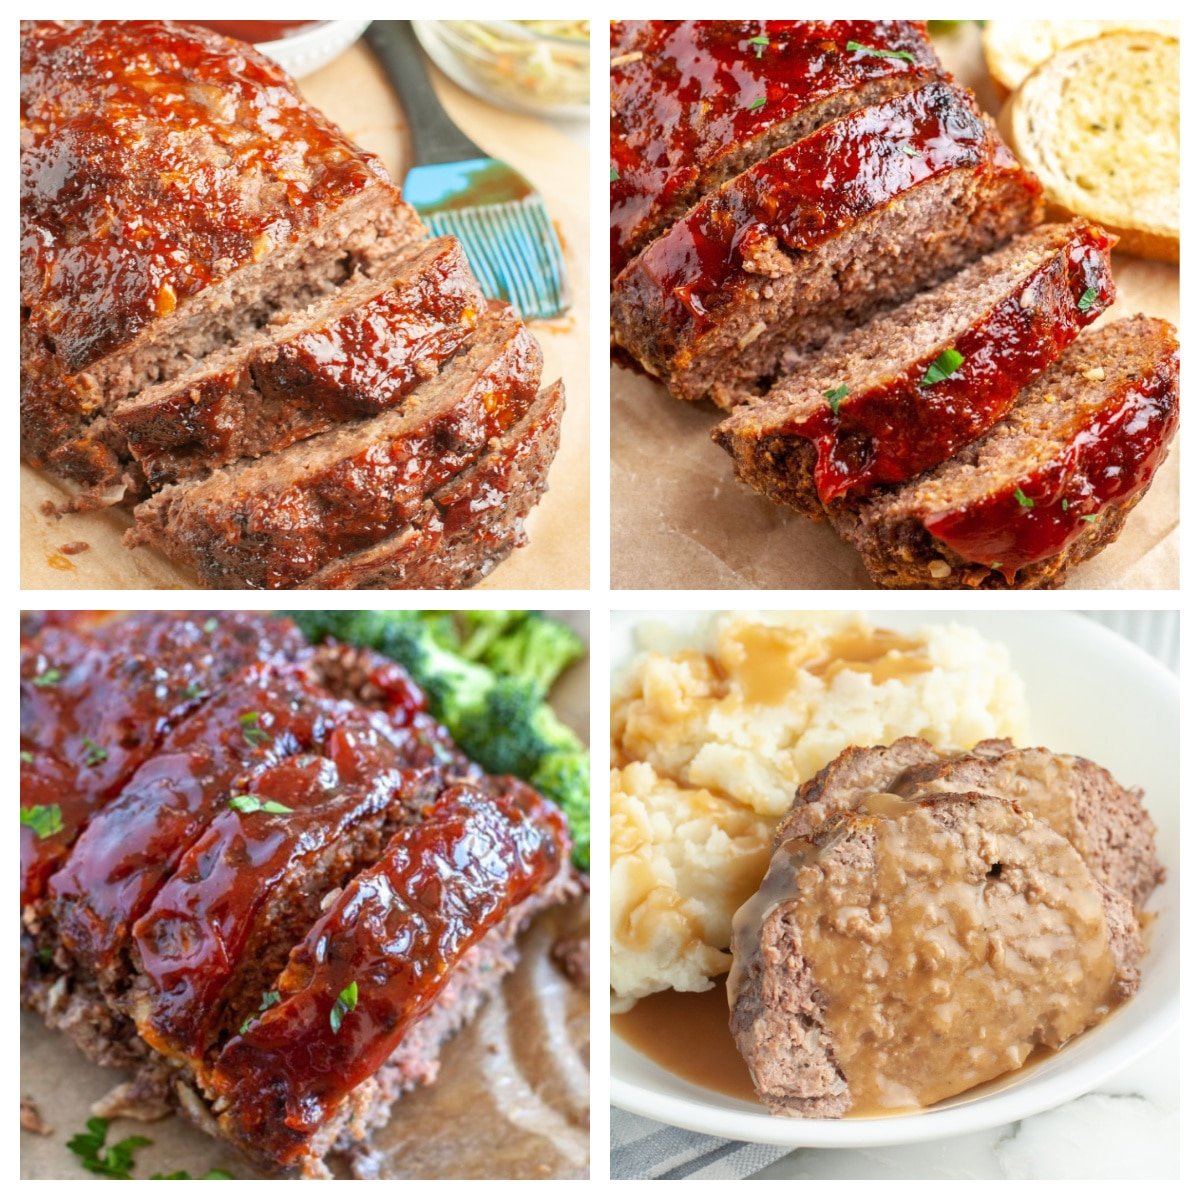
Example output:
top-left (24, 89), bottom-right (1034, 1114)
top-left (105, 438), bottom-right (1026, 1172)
top-left (21, 39), bottom-right (589, 591)
top-left (610, 24), bottom-right (1178, 590)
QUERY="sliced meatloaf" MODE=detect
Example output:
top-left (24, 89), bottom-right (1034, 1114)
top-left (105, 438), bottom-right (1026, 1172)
top-left (112, 238), bottom-right (484, 492)
top-left (782, 737), bottom-right (1164, 910)
top-left (300, 380), bottom-right (565, 589)
top-left (610, 81), bottom-right (1043, 407)
top-left (20, 21), bottom-right (424, 494)
top-left (20, 611), bottom-right (306, 908)
top-left (730, 793), bottom-right (1143, 1117)
top-left (209, 779), bottom-right (573, 1174)
top-left (833, 316), bottom-right (1180, 589)
top-left (715, 221), bottom-right (1115, 511)
top-left (609, 20), bottom-right (943, 275)
top-left (127, 308), bottom-right (543, 589)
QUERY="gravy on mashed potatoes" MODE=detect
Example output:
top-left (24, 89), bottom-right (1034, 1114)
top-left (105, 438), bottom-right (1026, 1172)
top-left (610, 612), bottom-right (1028, 1012)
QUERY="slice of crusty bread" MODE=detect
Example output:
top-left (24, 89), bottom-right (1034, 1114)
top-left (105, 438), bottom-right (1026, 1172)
top-left (999, 30), bottom-right (1178, 262)
top-left (982, 20), bottom-right (1180, 95)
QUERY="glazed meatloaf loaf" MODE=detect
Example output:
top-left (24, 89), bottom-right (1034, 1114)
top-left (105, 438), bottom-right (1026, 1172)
top-left (112, 238), bottom-right (486, 492)
top-left (128, 308), bottom-right (543, 589)
top-left (21, 611), bottom-right (576, 1177)
top-left (832, 316), bottom-right (1180, 589)
top-left (609, 20), bottom-right (944, 275)
top-left (729, 790), bottom-right (1145, 1117)
top-left (20, 21), bottom-right (424, 493)
top-left (714, 221), bottom-right (1115, 511)
top-left (301, 379), bottom-right (565, 590)
top-left (611, 81), bottom-right (1043, 407)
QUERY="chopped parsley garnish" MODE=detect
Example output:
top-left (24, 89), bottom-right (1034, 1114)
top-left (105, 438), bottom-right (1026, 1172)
top-left (38, 945), bottom-right (53, 965)
top-left (32, 668), bottom-right (61, 687)
top-left (203, 617), bottom-right (219, 634)
top-left (228, 794), bottom-right (292, 815)
top-left (21, 750), bottom-right (34, 764)
top-left (82, 736), bottom-right (108, 767)
top-left (1062, 498), bottom-right (1070, 511)
top-left (900, 143), bottom-right (920, 157)
top-left (181, 681), bottom-right (204, 700)
top-left (609, 166), bottom-right (618, 183)
top-left (260, 990), bottom-right (281, 1010)
top-left (920, 348), bottom-right (965, 387)
top-left (330, 981), bottom-right (358, 1033)
top-left (748, 34), bottom-right (770, 58)
top-left (21, 804), bottom-right (63, 839)
top-left (239, 711), bottom-right (269, 747)
top-left (747, 95), bottom-right (767, 110)
top-left (66, 1117), bottom-right (151, 1180)
top-left (1013, 487), bottom-right (1035, 509)
top-left (846, 40), bottom-right (915, 63)
top-left (1080, 513), bottom-right (1100, 523)
top-left (824, 384), bottom-right (850, 415)
top-left (1077, 286), bottom-right (1099, 313)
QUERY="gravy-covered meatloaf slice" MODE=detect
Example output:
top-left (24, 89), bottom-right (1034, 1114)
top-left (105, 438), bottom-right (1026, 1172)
top-left (715, 222), bottom-right (1115, 511)
top-left (611, 81), bottom-right (1042, 407)
top-left (128, 308), bottom-right (544, 589)
top-left (20, 21), bottom-right (424, 495)
top-left (112, 238), bottom-right (484, 491)
top-left (729, 793), bottom-right (1142, 1117)
top-left (783, 737), bottom-right (1165, 911)
top-left (609, 20), bottom-right (943, 275)
top-left (833, 316), bottom-right (1180, 589)
top-left (300, 380), bottom-right (565, 589)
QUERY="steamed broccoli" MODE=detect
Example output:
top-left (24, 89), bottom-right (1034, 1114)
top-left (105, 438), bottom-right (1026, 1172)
top-left (531, 750), bottom-right (590, 870)
top-left (456, 611), bottom-right (527, 661)
top-left (476, 613), bottom-right (584, 699)
top-left (452, 676), bottom-right (580, 779)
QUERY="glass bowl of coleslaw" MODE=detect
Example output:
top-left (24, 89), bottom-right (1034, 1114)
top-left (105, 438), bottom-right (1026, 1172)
top-left (413, 21), bottom-right (589, 119)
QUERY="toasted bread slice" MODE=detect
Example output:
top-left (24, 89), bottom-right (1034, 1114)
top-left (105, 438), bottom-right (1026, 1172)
top-left (982, 20), bottom-right (1179, 95)
top-left (999, 30), bottom-right (1178, 262)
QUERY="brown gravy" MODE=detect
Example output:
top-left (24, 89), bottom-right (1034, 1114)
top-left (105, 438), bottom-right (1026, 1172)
top-left (612, 979), bottom-right (757, 1103)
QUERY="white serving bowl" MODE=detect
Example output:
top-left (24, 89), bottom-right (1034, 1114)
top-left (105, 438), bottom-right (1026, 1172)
top-left (253, 20), bottom-right (370, 79)
top-left (610, 610), bottom-right (1179, 1147)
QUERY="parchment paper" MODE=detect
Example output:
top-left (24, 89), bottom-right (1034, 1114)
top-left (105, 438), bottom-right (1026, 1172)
top-left (610, 24), bottom-right (1179, 590)
top-left (20, 611), bottom-right (590, 1179)
top-left (22, 36), bottom-right (589, 590)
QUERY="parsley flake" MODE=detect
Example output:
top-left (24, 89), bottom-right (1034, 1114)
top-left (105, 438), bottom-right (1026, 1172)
top-left (330, 980), bottom-right (358, 1033)
top-left (748, 34), bottom-right (770, 58)
top-left (846, 40), bottom-right (915, 63)
top-left (824, 384), bottom-right (850, 415)
top-left (203, 617), bottom-right (219, 634)
top-left (229, 794), bottom-right (293, 815)
top-left (747, 95), bottom-right (767, 110)
top-left (1062, 498), bottom-right (1070, 511)
top-left (920, 348), bottom-right (965, 387)
top-left (32, 668), bottom-right (62, 687)
top-left (900, 144), bottom-right (920, 157)
top-left (239, 711), bottom-right (269, 747)
top-left (1077, 286), bottom-right (1099, 313)
top-left (21, 750), bottom-right (34, 764)
top-left (21, 804), bottom-right (63, 839)
top-left (82, 736), bottom-right (108, 767)
top-left (66, 1116), bottom-right (152, 1180)
top-left (610, 166), bottom-right (618, 183)
top-left (1014, 487), bottom-right (1035, 509)
top-left (1080, 513), bottom-right (1100, 523)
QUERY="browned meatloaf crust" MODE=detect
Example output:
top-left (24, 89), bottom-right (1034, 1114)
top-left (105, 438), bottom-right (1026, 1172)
top-left (782, 737), bottom-right (1165, 910)
top-left (830, 317), bottom-right (1180, 589)
top-left (112, 237), bottom-right (485, 492)
top-left (20, 612), bottom-right (578, 1177)
top-left (610, 81), bottom-right (1043, 408)
top-left (714, 221), bottom-right (1115, 510)
top-left (730, 792), bottom-right (1145, 1117)
top-left (20, 21), bottom-right (424, 494)
top-left (609, 20), bottom-right (943, 275)
top-left (127, 308), bottom-right (544, 589)
top-left (301, 379), bottom-right (565, 589)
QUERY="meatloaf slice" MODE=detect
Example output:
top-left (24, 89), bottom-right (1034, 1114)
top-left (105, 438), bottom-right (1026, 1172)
top-left (127, 308), bottom-right (544, 589)
top-left (20, 21), bottom-right (424, 494)
top-left (715, 221), bottom-right (1115, 512)
top-left (833, 316), bottom-right (1180, 589)
top-left (208, 780), bottom-right (573, 1174)
top-left (20, 611), bottom-right (307, 908)
top-left (729, 793), bottom-right (1143, 1117)
top-left (610, 81), bottom-right (1043, 408)
top-left (609, 20), bottom-right (943, 275)
top-left (299, 380), bottom-right (565, 589)
top-left (112, 238), bottom-right (485, 492)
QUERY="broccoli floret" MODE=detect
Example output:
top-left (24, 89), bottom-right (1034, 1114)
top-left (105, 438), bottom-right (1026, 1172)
top-left (477, 613), bottom-right (584, 699)
top-left (281, 610), bottom-right (400, 648)
top-left (531, 750), bottom-right (590, 870)
top-left (453, 677), bottom-right (581, 779)
top-left (456, 611), bottom-right (527, 661)
top-left (414, 611), bottom-right (462, 653)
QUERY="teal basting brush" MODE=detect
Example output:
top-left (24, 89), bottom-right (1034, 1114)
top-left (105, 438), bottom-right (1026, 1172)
top-left (365, 21), bottom-right (569, 320)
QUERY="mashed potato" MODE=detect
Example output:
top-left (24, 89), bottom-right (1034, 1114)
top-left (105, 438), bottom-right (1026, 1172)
top-left (610, 612), bottom-right (1028, 1010)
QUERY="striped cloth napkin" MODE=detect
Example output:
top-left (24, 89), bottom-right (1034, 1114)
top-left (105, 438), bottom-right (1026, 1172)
top-left (610, 610), bottom-right (1178, 1180)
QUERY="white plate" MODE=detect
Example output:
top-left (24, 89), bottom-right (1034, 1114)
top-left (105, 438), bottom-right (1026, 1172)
top-left (609, 610), bottom-right (1179, 1147)
top-left (254, 20), bottom-right (371, 79)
